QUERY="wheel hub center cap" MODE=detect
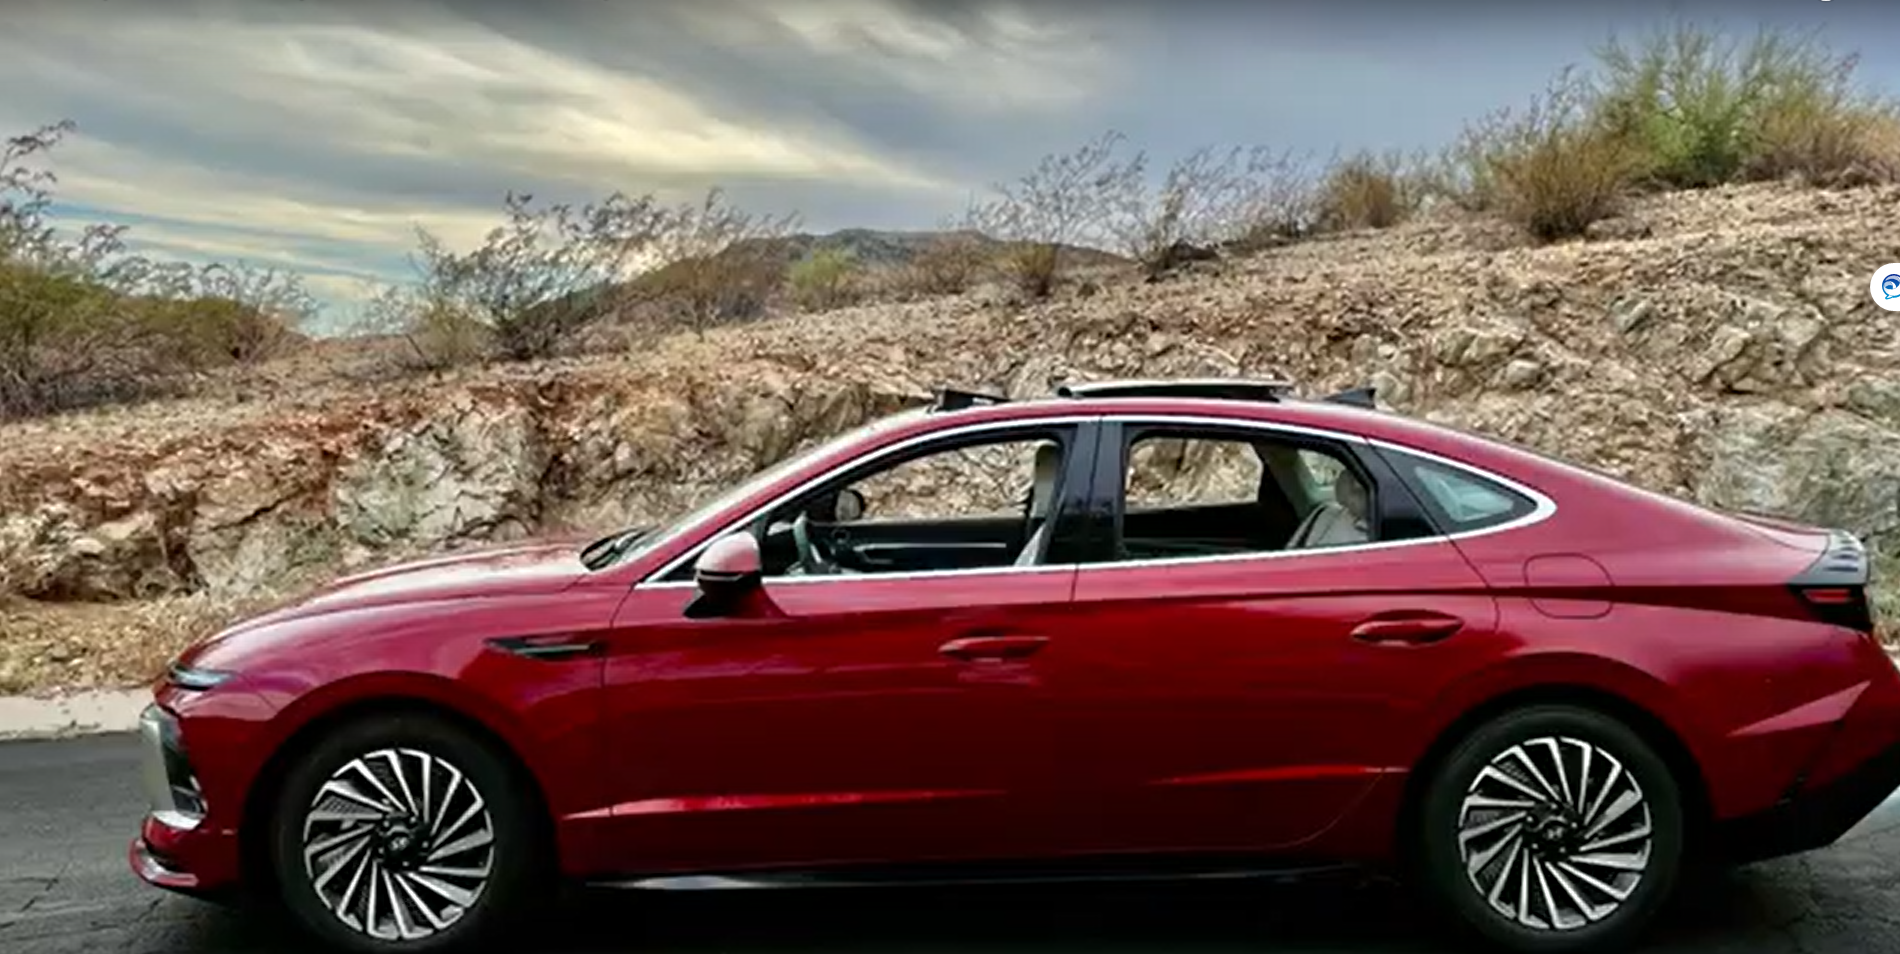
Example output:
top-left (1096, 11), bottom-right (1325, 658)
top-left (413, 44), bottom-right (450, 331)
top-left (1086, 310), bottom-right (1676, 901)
top-left (375, 817), bottom-right (424, 867)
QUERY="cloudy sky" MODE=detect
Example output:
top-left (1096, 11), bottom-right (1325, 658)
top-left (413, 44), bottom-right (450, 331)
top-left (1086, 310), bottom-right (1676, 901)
top-left (5, 0), bottom-right (1898, 327)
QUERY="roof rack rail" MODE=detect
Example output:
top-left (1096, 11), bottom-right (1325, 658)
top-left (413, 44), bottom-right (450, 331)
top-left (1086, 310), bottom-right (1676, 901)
top-left (930, 386), bottom-right (1012, 412)
top-left (1053, 377), bottom-right (1298, 403)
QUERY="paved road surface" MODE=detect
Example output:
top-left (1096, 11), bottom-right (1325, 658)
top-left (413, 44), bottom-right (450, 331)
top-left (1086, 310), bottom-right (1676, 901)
top-left (6, 734), bottom-right (1900, 953)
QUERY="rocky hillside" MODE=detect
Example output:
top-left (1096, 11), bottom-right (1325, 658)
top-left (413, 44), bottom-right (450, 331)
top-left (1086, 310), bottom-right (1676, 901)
top-left (2, 182), bottom-right (1897, 693)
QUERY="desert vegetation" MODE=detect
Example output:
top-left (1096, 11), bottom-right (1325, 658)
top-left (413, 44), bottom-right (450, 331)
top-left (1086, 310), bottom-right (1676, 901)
top-left (2, 20), bottom-right (1899, 694)
top-left (4, 22), bottom-right (1895, 420)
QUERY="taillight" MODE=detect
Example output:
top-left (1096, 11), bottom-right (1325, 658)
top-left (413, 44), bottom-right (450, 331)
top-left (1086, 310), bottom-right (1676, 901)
top-left (1790, 531), bottom-right (1875, 634)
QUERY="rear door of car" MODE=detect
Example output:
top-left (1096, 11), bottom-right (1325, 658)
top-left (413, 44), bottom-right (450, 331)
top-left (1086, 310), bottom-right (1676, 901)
top-left (1044, 413), bottom-right (1506, 855)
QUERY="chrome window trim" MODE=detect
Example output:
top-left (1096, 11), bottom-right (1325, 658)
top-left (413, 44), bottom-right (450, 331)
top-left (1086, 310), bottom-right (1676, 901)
top-left (636, 412), bottom-right (1559, 589)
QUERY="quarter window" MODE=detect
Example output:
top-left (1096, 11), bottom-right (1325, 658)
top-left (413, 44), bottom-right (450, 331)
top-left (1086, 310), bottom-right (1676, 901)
top-left (1387, 450), bottom-right (1537, 532)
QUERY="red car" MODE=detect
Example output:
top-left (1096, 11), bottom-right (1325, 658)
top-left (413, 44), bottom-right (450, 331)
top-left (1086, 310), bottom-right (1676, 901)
top-left (132, 378), bottom-right (1897, 954)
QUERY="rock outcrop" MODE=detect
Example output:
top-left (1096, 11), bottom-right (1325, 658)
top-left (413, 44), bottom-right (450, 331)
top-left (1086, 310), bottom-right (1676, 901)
top-left (1, 182), bottom-right (1896, 632)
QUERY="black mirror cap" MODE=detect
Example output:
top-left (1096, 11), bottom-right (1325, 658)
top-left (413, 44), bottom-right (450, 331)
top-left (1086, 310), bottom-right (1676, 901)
top-left (684, 568), bottom-right (762, 619)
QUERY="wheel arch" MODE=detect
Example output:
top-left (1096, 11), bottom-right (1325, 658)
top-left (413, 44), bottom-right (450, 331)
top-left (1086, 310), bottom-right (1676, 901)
top-left (1395, 681), bottom-right (1715, 869)
top-left (236, 687), bottom-right (560, 893)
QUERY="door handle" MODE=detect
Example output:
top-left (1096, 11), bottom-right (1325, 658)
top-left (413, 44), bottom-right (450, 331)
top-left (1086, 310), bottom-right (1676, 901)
top-left (1350, 614), bottom-right (1464, 645)
top-left (939, 634), bottom-right (1050, 661)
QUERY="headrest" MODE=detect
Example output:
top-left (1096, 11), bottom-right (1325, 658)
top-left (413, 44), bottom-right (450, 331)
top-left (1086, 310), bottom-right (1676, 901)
top-left (1333, 471), bottom-right (1367, 515)
top-left (1028, 443), bottom-right (1064, 516)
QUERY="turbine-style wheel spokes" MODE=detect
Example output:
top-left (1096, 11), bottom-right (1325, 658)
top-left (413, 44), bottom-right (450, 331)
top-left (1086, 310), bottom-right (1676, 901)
top-left (1457, 736), bottom-right (1651, 932)
top-left (302, 748), bottom-right (494, 941)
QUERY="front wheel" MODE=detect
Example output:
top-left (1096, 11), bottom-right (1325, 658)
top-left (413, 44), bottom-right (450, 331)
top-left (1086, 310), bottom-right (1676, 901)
top-left (1416, 705), bottom-right (1685, 954)
top-left (267, 712), bottom-right (544, 953)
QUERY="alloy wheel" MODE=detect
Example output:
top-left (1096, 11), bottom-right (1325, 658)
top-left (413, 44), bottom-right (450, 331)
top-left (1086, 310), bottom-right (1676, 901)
top-left (300, 747), bottom-right (496, 942)
top-left (1455, 736), bottom-right (1654, 932)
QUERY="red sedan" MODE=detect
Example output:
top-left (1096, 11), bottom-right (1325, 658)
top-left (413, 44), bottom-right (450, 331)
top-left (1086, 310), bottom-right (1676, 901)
top-left (131, 378), bottom-right (1898, 954)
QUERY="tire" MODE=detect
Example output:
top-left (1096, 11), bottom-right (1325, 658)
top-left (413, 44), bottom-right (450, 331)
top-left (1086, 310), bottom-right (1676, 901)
top-left (266, 711), bottom-right (546, 954)
top-left (1416, 705), bottom-right (1685, 954)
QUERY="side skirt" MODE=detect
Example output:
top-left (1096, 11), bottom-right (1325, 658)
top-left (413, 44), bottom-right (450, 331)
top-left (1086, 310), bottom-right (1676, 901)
top-left (589, 856), bottom-right (1367, 892)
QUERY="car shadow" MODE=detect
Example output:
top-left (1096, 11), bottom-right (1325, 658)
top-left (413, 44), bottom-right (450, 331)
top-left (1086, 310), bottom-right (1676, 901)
top-left (167, 868), bottom-right (1811, 954)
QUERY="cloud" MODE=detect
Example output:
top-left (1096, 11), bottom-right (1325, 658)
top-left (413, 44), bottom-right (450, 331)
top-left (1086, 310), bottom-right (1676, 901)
top-left (2, 0), bottom-right (1123, 314)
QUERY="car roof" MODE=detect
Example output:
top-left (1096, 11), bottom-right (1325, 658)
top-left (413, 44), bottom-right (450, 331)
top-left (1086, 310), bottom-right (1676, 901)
top-left (911, 394), bottom-right (1460, 450)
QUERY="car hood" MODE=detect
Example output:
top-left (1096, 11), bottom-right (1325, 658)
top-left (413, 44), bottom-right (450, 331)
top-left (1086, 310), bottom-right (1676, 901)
top-left (208, 535), bottom-right (597, 642)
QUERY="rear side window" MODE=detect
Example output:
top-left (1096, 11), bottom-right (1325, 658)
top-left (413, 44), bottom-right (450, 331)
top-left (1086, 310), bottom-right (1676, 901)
top-left (1385, 448), bottom-right (1538, 533)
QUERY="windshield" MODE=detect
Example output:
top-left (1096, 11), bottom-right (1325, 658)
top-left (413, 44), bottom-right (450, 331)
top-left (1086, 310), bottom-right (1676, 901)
top-left (584, 407), bottom-right (928, 571)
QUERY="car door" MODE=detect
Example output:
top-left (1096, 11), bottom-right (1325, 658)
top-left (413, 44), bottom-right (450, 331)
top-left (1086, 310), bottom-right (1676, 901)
top-left (1042, 416), bottom-right (1503, 856)
top-left (585, 419), bottom-right (1099, 877)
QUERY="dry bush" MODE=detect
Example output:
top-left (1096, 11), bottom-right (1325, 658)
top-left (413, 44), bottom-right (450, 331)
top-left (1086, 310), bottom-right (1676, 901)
top-left (0, 263), bottom-right (178, 417)
top-left (639, 188), bottom-right (801, 334)
top-left (1456, 69), bottom-right (1643, 242)
top-left (1746, 95), bottom-right (1900, 186)
top-left (350, 285), bottom-right (493, 374)
top-left (1314, 150), bottom-right (1420, 231)
top-left (964, 131), bottom-right (1136, 298)
top-left (124, 261), bottom-right (315, 367)
top-left (1107, 145), bottom-right (1316, 277)
top-left (786, 247), bottom-right (863, 312)
top-left (0, 120), bottom-right (292, 418)
top-left (895, 231), bottom-right (991, 297)
top-left (411, 191), bottom-right (669, 362)
top-left (1226, 149), bottom-right (1319, 250)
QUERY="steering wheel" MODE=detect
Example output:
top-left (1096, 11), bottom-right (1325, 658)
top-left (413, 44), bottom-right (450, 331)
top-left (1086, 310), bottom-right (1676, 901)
top-left (791, 512), bottom-right (841, 576)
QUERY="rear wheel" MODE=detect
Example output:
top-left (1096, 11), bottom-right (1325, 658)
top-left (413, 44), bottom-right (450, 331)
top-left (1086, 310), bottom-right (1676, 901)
top-left (267, 712), bottom-right (544, 954)
top-left (1416, 705), bottom-right (1684, 953)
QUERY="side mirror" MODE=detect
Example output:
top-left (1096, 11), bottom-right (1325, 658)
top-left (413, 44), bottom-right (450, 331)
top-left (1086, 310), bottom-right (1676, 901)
top-left (683, 533), bottom-right (763, 620)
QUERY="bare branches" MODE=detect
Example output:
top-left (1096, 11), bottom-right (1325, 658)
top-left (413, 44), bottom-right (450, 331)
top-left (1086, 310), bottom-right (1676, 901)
top-left (411, 191), bottom-right (670, 362)
top-left (964, 131), bottom-right (1137, 297)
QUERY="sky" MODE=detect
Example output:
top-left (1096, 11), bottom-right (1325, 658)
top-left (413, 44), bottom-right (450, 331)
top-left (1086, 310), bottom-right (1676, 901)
top-left (4, 0), bottom-right (1898, 329)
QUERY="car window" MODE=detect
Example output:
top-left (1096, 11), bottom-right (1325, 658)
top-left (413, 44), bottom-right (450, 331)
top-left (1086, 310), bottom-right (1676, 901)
top-left (852, 440), bottom-right (1046, 521)
top-left (1389, 450), bottom-right (1537, 532)
top-left (1124, 436), bottom-right (1262, 510)
top-left (1109, 429), bottom-right (1373, 562)
top-left (753, 432), bottom-right (1070, 580)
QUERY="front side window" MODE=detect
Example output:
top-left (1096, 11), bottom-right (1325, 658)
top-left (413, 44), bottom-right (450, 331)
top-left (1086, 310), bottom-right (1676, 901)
top-left (745, 430), bottom-right (1072, 580)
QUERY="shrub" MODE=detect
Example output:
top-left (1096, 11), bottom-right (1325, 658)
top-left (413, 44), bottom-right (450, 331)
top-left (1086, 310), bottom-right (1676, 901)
top-left (1746, 94), bottom-right (1900, 186)
top-left (1314, 150), bottom-right (1418, 231)
top-left (639, 188), bottom-right (800, 334)
top-left (1592, 23), bottom-right (1873, 189)
top-left (896, 232), bottom-right (991, 297)
top-left (1457, 69), bottom-right (1643, 242)
top-left (964, 131), bottom-right (1137, 298)
top-left (1107, 145), bottom-right (1316, 277)
top-left (411, 191), bottom-right (670, 362)
top-left (787, 247), bottom-right (862, 312)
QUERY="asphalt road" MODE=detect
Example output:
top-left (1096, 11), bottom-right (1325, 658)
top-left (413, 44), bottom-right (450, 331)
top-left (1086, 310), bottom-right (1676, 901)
top-left (5, 735), bottom-right (1900, 954)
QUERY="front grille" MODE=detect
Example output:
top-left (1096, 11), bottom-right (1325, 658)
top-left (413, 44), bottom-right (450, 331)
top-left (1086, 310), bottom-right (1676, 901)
top-left (138, 705), bottom-right (206, 829)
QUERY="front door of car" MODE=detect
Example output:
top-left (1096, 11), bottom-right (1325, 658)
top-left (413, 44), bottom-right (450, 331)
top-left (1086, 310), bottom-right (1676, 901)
top-left (1043, 419), bottom-right (1502, 855)
top-left (587, 421), bottom-right (1098, 876)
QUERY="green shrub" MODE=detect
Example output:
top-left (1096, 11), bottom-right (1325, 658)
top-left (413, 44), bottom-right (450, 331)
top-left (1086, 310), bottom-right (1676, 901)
top-left (787, 247), bottom-right (862, 311)
top-left (1592, 23), bottom-right (1873, 189)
